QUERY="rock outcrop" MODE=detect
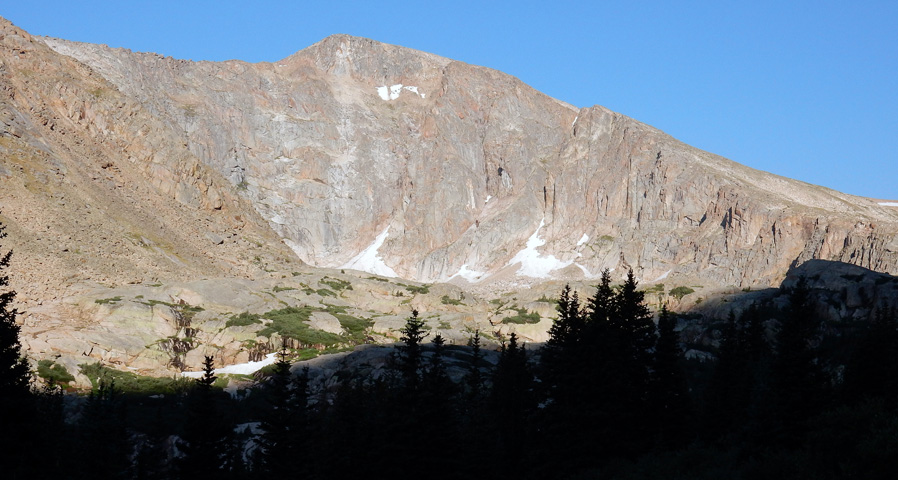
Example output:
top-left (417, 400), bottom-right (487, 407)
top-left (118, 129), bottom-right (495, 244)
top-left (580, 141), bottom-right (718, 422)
top-left (3, 15), bottom-right (898, 378)
top-left (41, 33), bottom-right (898, 290)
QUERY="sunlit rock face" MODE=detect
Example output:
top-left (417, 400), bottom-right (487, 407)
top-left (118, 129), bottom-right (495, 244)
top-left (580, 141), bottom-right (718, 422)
top-left (36, 32), bottom-right (898, 290)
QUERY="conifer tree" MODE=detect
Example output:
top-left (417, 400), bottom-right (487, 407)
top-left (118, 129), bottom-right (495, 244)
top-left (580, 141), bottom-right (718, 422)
top-left (542, 284), bottom-right (585, 408)
top-left (76, 377), bottom-right (130, 480)
top-left (180, 356), bottom-right (229, 478)
top-left (0, 219), bottom-right (37, 479)
top-left (398, 309), bottom-right (426, 392)
top-left (258, 345), bottom-right (296, 476)
top-left (652, 305), bottom-right (691, 446)
top-left (770, 277), bottom-right (827, 442)
top-left (464, 329), bottom-right (484, 399)
top-left (491, 333), bottom-right (534, 472)
top-left (843, 305), bottom-right (898, 407)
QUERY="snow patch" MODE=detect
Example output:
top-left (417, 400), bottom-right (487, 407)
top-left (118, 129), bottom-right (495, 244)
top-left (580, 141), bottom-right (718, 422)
top-left (879, 202), bottom-right (898, 207)
top-left (376, 84), bottom-right (425, 101)
top-left (653, 269), bottom-right (672, 282)
top-left (572, 114), bottom-right (579, 127)
top-left (449, 264), bottom-right (487, 283)
top-left (485, 195), bottom-right (492, 203)
top-left (575, 263), bottom-right (598, 278)
top-left (506, 219), bottom-right (574, 278)
top-left (576, 234), bottom-right (589, 246)
top-left (341, 227), bottom-right (399, 277)
top-left (181, 353), bottom-right (279, 378)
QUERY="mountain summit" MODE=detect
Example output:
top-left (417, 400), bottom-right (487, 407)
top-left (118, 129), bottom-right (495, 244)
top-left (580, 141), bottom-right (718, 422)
top-left (3, 17), bottom-right (898, 376)
top-left (40, 31), bottom-right (898, 289)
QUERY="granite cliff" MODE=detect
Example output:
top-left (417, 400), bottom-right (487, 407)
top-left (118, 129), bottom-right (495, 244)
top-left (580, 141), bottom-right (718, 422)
top-left (2, 16), bottom-right (898, 380)
top-left (42, 33), bottom-right (898, 290)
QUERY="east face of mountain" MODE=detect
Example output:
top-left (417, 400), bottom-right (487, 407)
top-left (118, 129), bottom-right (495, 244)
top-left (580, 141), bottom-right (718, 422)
top-left (3, 16), bottom-right (898, 378)
top-left (40, 33), bottom-right (898, 289)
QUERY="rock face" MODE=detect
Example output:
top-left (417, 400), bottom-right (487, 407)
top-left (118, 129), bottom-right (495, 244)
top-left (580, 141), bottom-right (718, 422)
top-left (3, 16), bottom-right (898, 378)
top-left (40, 33), bottom-right (898, 289)
top-left (0, 17), bottom-right (299, 303)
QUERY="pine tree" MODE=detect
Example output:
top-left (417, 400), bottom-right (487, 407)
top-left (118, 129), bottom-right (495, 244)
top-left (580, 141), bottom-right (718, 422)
top-left (463, 329), bottom-right (484, 399)
top-left (76, 377), bottom-right (130, 480)
top-left (398, 309), bottom-right (426, 392)
top-left (541, 284), bottom-right (584, 409)
top-left (770, 277), bottom-right (827, 442)
top-left (180, 356), bottom-right (229, 478)
top-left (0, 219), bottom-right (37, 479)
top-left (490, 333), bottom-right (534, 473)
top-left (843, 305), bottom-right (898, 408)
top-left (0, 219), bottom-right (30, 398)
top-left (651, 305), bottom-right (691, 446)
top-left (258, 346), bottom-right (294, 476)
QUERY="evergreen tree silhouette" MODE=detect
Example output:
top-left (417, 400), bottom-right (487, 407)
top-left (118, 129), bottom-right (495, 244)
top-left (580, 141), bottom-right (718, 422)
top-left (180, 356), bottom-right (229, 478)
top-left (258, 345), bottom-right (306, 476)
top-left (490, 333), bottom-right (534, 474)
top-left (843, 305), bottom-right (898, 408)
top-left (397, 309), bottom-right (426, 393)
top-left (76, 377), bottom-right (130, 480)
top-left (770, 277), bottom-right (827, 443)
top-left (0, 219), bottom-right (37, 479)
top-left (651, 305), bottom-right (692, 447)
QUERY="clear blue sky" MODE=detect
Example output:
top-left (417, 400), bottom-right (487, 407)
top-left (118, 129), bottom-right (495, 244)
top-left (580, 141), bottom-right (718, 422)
top-left (4, 1), bottom-right (896, 199)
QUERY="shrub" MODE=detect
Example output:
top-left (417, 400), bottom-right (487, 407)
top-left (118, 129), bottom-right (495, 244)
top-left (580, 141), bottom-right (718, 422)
top-left (257, 306), bottom-right (343, 346)
top-left (79, 363), bottom-right (192, 394)
top-left (95, 296), bottom-right (122, 305)
top-left (441, 295), bottom-right (463, 306)
top-left (226, 312), bottom-right (261, 328)
top-left (320, 277), bottom-right (353, 291)
top-left (403, 284), bottom-right (430, 295)
top-left (501, 308), bottom-right (540, 324)
top-left (37, 360), bottom-right (75, 385)
top-left (670, 286), bottom-right (696, 300)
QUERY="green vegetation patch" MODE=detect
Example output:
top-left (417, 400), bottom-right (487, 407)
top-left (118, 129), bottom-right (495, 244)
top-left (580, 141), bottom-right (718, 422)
top-left (401, 283), bottom-right (430, 295)
top-left (37, 360), bottom-right (75, 385)
top-left (501, 308), bottom-right (541, 325)
top-left (257, 306), bottom-right (344, 346)
top-left (226, 312), bottom-right (262, 328)
top-left (141, 299), bottom-right (204, 313)
top-left (79, 363), bottom-right (192, 395)
top-left (670, 286), bottom-right (696, 300)
top-left (95, 296), bottom-right (123, 305)
top-left (320, 277), bottom-right (353, 291)
top-left (441, 295), bottom-right (464, 306)
top-left (272, 286), bottom-right (295, 292)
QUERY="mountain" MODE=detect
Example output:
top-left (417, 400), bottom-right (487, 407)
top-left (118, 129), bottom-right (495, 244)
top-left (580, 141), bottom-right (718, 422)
top-left (41, 32), bottom-right (898, 289)
top-left (2, 16), bottom-right (898, 379)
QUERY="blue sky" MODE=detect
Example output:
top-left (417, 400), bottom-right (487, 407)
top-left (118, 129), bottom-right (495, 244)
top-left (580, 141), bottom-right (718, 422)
top-left (3, 1), bottom-right (896, 199)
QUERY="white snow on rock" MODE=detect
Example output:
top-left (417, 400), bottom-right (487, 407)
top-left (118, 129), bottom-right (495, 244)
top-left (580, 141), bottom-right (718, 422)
top-left (576, 234), bottom-right (589, 246)
top-left (341, 227), bottom-right (399, 277)
top-left (879, 202), bottom-right (898, 207)
top-left (507, 219), bottom-right (574, 278)
top-left (181, 353), bottom-right (279, 378)
top-left (653, 269), bottom-right (672, 282)
top-left (485, 195), bottom-right (492, 203)
top-left (449, 264), bottom-right (488, 283)
top-left (376, 84), bottom-right (425, 101)
top-left (575, 263), bottom-right (599, 279)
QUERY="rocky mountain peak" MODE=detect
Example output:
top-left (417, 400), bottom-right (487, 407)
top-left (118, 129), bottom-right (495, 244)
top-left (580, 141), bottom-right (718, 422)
top-left (33, 27), bottom-right (898, 291)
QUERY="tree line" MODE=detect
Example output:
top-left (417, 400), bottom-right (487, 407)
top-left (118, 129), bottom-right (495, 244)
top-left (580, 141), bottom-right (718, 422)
top-left (2, 219), bottom-right (898, 478)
